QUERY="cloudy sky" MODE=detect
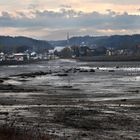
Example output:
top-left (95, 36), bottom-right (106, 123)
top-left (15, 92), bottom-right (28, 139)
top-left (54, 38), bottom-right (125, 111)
top-left (0, 0), bottom-right (140, 40)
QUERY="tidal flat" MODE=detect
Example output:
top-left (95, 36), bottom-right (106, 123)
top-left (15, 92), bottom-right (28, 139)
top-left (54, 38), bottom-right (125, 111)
top-left (0, 59), bottom-right (140, 140)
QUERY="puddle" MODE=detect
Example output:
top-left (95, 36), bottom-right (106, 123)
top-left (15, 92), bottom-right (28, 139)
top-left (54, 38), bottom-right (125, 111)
top-left (0, 92), bottom-right (45, 98)
top-left (3, 80), bottom-right (22, 85)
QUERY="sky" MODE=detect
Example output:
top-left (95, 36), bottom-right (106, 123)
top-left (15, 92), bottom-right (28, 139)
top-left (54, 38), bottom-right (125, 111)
top-left (0, 0), bottom-right (140, 40)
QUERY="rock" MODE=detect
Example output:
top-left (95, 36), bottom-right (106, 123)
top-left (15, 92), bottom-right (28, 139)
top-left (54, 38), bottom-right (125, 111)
top-left (131, 90), bottom-right (139, 93)
top-left (55, 73), bottom-right (68, 76)
top-left (51, 130), bottom-right (55, 133)
top-left (79, 69), bottom-right (89, 72)
top-left (121, 99), bottom-right (127, 102)
top-left (0, 79), bottom-right (4, 83)
top-left (81, 133), bottom-right (88, 137)
top-left (89, 69), bottom-right (95, 72)
top-left (61, 85), bottom-right (72, 88)
top-left (64, 68), bottom-right (72, 73)
top-left (108, 70), bottom-right (115, 72)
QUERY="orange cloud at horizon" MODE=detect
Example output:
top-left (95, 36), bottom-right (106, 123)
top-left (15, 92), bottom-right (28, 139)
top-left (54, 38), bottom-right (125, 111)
top-left (0, 0), bottom-right (140, 14)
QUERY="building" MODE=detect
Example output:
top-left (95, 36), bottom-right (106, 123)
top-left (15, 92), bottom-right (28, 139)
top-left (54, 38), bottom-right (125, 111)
top-left (0, 52), bottom-right (5, 61)
top-left (14, 53), bottom-right (29, 61)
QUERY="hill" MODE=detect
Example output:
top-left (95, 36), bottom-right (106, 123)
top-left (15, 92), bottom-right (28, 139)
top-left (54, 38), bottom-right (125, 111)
top-left (49, 34), bottom-right (140, 49)
top-left (0, 36), bottom-right (52, 53)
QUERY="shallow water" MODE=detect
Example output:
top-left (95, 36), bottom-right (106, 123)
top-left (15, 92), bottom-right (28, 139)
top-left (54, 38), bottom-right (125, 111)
top-left (1, 59), bottom-right (140, 101)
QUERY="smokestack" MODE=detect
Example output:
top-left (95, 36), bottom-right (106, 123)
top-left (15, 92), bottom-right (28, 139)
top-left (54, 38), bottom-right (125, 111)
top-left (67, 32), bottom-right (69, 47)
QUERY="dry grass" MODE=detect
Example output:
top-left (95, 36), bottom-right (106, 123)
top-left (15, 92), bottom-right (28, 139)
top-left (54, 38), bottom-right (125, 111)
top-left (0, 126), bottom-right (50, 140)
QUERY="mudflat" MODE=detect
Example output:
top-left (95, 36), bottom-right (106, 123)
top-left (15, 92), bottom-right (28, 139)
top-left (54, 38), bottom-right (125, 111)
top-left (0, 60), bottom-right (140, 140)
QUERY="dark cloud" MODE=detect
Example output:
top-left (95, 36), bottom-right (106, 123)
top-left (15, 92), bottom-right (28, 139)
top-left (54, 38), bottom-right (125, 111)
top-left (1, 11), bottom-right (11, 18)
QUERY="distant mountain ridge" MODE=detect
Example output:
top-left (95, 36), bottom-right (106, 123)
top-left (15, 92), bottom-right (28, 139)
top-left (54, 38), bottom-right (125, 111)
top-left (0, 36), bottom-right (52, 53)
top-left (49, 34), bottom-right (140, 49)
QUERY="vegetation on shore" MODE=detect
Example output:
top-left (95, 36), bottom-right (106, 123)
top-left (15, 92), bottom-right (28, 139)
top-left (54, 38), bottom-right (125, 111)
top-left (0, 125), bottom-right (50, 140)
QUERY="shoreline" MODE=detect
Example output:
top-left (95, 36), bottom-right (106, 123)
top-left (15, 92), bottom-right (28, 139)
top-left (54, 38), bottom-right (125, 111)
top-left (0, 59), bottom-right (48, 66)
top-left (79, 55), bottom-right (140, 61)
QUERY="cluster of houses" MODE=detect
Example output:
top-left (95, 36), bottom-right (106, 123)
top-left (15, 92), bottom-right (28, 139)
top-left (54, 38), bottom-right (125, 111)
top-left (0, 52), bottom-right (49, 62)
top-left (49, 45), bottom-right (139, 59)
top-left (106, 48), bottom-right (135, 56)
top-left (1, 45), bottom-right (140, 62)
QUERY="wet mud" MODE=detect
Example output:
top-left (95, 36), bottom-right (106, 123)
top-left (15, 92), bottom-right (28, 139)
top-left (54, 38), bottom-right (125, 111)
top-left (0, 60), bottom-right (140, 140)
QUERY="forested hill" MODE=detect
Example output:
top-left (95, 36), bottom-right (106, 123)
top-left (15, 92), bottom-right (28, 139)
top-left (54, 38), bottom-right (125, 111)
top-left (49, 34), bottom-right (140, 49)
top-left (0, 36), bottom-right (52, 53)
